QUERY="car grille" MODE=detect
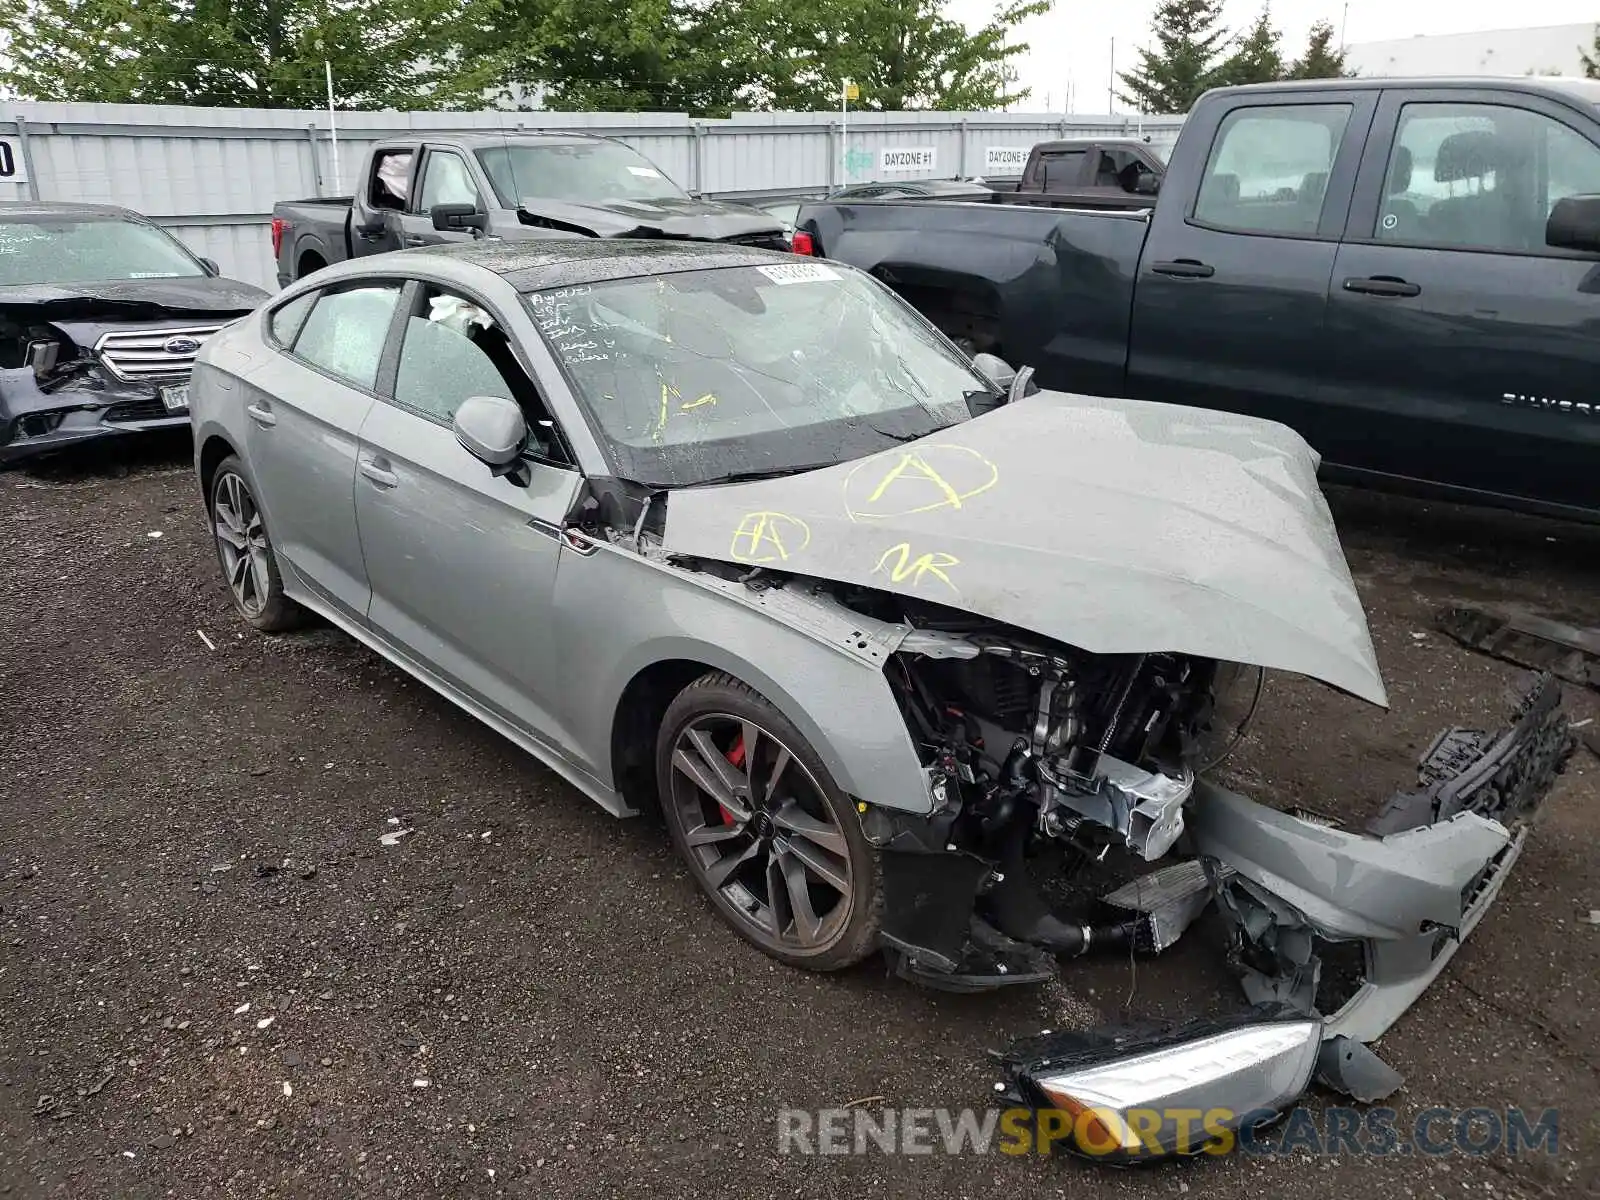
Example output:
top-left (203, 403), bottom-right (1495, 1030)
top-left (93, 324), bottom-right (224, 383)
top-left (104, 398), bottom-right (171, 423)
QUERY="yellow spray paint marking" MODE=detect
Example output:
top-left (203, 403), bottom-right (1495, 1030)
top-left (873, 543), bottom-right (960, 593)
top-left (730, 511), bottom-right (812, 564)
top-left (650, 379), bottom-right (683, 442)
top-left (843, 444), bottom-right (998, 521)
top-left (680, 393), bottom-right (717, 411)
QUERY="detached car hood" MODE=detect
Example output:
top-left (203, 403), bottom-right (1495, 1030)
top-left (518, 195), bottom-right (785, 242)
top-left (0, 275), bottom-right (267, 317)
top-left (661, 391), bottom-right (1388, 706)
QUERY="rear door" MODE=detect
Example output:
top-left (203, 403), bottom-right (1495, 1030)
top-left (1127, 90), bottom-right (1376, 450)
top-left (353, 275), bottom-right (585, 752)
top-left (242, 280), bottom-right (405, 620)
top-left (1321, 87), bottom-right (1600, 513)
top-left (396, 146), bottom-right (486, 248)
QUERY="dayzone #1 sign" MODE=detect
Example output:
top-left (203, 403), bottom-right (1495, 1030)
top-left (880, 147), bottom-right (936, 173)
top-left (984, 146), bottom-right (1031, 173)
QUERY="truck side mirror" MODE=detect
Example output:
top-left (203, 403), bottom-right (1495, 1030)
top-left (1135, 174), bottom-right (1161, 196)
top-left (432, 203), bottom-right (489, 235)
top-left (1546, 194), bottom-right (1600, 253)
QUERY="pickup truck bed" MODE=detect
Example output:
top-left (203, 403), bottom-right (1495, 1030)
top-left (800, 76), bottom-right (1600, 522)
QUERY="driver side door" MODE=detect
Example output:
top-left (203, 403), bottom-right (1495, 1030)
top-left (398, 147), bottom-right (485, 248)
top-left (353, 276), bottom-right (587, 756)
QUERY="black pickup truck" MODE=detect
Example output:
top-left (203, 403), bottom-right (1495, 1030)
top-left (798, 77), bottom-right (1600, 521)
top-left (272, 132), bottom-right (788, 287)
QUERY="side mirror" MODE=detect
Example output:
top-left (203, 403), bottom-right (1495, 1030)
top-left (453, 395), bottom-right (528, 473)
top-left (1135, 174), bottom-right (1161, 196)
top-left (1546, 194), bottom-right (1600, 253)
top-left (198, 256), bottom-right (220, 276)
top-left (431, 203), bottom-right (489, 235)
top-left (970, 351), bottom-right (1016, 392)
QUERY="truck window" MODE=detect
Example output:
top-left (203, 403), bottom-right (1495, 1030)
top-left (1375, 102), bottom-right (1600, 253)
top-left (1034, 149), bottom-right (1085, 191)
top-left (417, 151), bottom-right (480, 212)
top-left (1102, 149), bottom-right (1155, 194)
top-left (370, 150), bottom-right (413, 212)
top-left (291, 284), bottom-right (402, 390)
top-left (1194, 104), bottom-right (1352, 235)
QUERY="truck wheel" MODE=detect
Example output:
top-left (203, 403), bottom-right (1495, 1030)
top-left (655, 672), bottom-right (883, 971)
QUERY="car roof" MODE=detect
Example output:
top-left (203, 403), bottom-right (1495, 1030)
top-left (1213, 75), bottom-right (1600, 106)
top-left (0, 200), bottom-right (146, 221)
top-left (378, 132), bottom-right (618, 151)
top-left (409, 237), bottom-right (798, 292)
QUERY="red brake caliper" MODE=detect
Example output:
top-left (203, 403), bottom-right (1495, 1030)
top-left (719, 735), bottom-right (746, 825)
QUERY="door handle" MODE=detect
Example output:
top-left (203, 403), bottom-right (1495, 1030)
top-left (402, 235), bottom-right (426, 247)
top-left (1150, 259), bottom-right (1216, 279)
top-left (358, 457), bottom-right (399, 489)
top-left (1343, 275), bottom-right (1421, 298)
top-left (245, 402), bottom-right (276, 428)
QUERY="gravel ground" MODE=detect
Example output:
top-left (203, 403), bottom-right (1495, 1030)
top-left (2, 432), bottom-right (1597, 1199)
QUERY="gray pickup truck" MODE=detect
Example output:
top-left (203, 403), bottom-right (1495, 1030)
top-left (271, 132), bottom-right (789, 286)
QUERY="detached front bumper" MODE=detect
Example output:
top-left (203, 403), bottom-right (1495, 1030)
top-left (999, 673), bottom-right (1575, 1158)
top-left (0, 365), bottom-right (190, 465)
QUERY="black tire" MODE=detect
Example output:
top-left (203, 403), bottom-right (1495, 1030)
top-left (208, 455), bottom-right (306, 633)
top-left (655, 671), bottom-right (883, 971)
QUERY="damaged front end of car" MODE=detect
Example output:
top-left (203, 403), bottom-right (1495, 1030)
top-left (0, 292), bottom-right (257, 466)
top-left (649, 392), bottom-right (1576, 1157)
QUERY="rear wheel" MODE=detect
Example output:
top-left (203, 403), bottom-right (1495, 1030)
top-left (655, 672), bottom-right (882, 970)
top-left (208, 455), bottom-right (305, 632)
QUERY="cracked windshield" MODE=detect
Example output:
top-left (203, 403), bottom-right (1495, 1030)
top-left (526, 263), bottom-right (991, 487)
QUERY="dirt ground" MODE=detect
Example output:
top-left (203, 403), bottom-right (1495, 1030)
top-left (2, 431), bottom-right (1597, 1200)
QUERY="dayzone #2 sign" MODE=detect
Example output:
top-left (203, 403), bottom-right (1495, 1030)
top-left (879, 147), bottom-right (936, 173)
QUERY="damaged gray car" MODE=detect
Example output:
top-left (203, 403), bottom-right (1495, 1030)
top-left (190, 240), bottom-right (1575, 1159)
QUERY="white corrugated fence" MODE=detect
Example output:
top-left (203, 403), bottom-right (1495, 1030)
top-left (0, 103), bottom-right (1184, 291)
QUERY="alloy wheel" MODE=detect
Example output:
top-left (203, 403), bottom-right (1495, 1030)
top-left (212, 470), bottom-right (271, 618)
top-left (666, 713), bottom-right (855, 954)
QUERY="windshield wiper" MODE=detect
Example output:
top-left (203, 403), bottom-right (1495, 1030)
top-left (688, 462), bottom-right (840, 486)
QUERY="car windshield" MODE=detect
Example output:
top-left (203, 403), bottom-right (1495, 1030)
top-left (527, 263), bottom-right (992, 487)
top-left (0, 217), bottom-right (203, 286)
top-left (477, 142), bottom-right (688, 207)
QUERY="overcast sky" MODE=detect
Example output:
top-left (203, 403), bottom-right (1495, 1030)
top-left (947, 1), bottom-right (1600, 112)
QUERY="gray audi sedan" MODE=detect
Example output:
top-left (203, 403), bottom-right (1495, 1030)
top-left (191, 239), bottom-right (1569, 1153)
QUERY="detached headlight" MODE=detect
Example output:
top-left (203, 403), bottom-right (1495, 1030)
top-left (1003, 1013), bottom-right (1321, 1160)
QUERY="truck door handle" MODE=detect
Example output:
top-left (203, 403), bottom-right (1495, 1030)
top-left (1151, 259), bottom-right (1215, 279)
top-left (402, 235), bottom-right (427, 247)
top-left (245, 402), bottom-right (276, 428)
top-left (1343, 275), bottom-right (1421, 298)
top-left (358, 457), bottom-right (399, 489)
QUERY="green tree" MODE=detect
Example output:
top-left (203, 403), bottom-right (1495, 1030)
top-left (0, 0), bottom-right (501, 108)
top-left (1579, 24), bottom-right (1600, 79)
top-left (1215, 6), bottom-right (1283, 88)
top-left (490, 0), bottom-right (1049, 115)
top-left (1117, 0), bottom-right (1231, 114)
top-left (1286, 18), bottom-right (1351, 80)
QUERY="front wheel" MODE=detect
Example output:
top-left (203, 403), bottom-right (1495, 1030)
top-left (655, 672), bottom-right (883, 971)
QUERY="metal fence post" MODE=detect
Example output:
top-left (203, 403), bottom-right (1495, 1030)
top-left (957, 119), bottom-right (968, 178)
top-left (13, 115), bottom-right (41, 200)
top-left (828, 121), bottom-right (840, 190)
top-left (1057, 117), bottom-right (1069, 139)
top-left (305, 123), bottom-right (323, 197)
top-left (691, 120), bottom-right (706, 195)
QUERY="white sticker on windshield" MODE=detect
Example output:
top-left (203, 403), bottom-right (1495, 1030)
top-left (627, 166), bottom-right (663, 178)
top-left (755, 263), bottom-right (841, 286)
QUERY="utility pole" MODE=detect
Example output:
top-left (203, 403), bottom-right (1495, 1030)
top-left (1340, 3), bottom-right (1350, 52)
top-left (1108, 37), bottom-right (1115, 114)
